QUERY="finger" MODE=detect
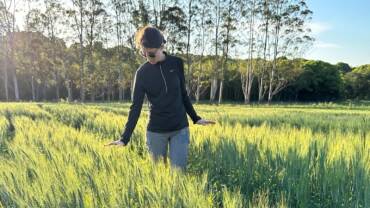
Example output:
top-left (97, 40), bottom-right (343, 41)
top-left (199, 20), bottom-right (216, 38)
top-left (205, 121), bottom-right (215, 124)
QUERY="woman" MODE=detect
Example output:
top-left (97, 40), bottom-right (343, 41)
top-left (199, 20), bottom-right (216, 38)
top-left (106, 25), bottom-right (215, 171)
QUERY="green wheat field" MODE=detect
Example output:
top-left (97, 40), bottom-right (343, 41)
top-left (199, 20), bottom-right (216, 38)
top-left (0, 102), bottom-right (369, 207)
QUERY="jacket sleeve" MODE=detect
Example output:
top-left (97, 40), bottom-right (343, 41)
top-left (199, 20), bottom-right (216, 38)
top-left (120, 69), bottom-right (145, 145)
top-left (178, 58), bottom-right (202, 124)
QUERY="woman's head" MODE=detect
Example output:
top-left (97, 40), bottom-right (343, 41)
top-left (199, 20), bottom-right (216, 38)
top-left (135, 25), bottom-right (166, 64)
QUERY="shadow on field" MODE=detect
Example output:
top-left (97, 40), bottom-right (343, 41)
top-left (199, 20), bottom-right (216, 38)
top-left (187, 138), bottom-right (369, 207)
top-left (0, 110), bottom-right (16, 159)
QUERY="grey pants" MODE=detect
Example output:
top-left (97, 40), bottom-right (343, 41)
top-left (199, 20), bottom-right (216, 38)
top-left (146, 126), bottom-right (190, 171)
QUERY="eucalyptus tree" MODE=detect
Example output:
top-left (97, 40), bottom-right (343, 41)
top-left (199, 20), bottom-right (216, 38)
top-left (0, 1), bottom-right (10, 100)
top-left (240, 0), bottom-right (258, 104)
top-left (131, 0), bottom-right (149, 28)
top-left (256, 0), bottom-right (272, 102)
top-left (209, 0), bottom-right (222, 102)
top-left (84, 0), bottom-right (107, 101)
top-left (1, 0), bottom-right (20, 101)
top-left (26, 0), bottom-right (65, 101)
top-left (267, 0), bottom-right (313, 102)
top-left (109, 0), bottom-right (138, 101)
top-left (62, 43), bottom-right (82, 102)
top-left (218, 0), bottom-right (240, 104)
top-left (26, 0), bottom-right (74, 102)
top-left (95, 12), bottom-right (114, 101)
top-left (42, 0), bottom-right (65, 101)
top-left (159, 5), bottom-right (187, 55)
top-left (181, 0), bottom-right (202, 96)
top-left (21, 9), bottom-right (41, 101)
top-left (66, 0), bottom-right (88, 101)
top-left (192, 0), bottom-right (212, 102)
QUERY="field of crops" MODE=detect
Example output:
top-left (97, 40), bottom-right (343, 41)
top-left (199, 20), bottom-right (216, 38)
top-left (0, 102), bottom-right (369, 207)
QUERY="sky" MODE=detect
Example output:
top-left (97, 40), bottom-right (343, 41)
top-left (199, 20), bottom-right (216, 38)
top-left (304, 0), bottom-right (370, 67)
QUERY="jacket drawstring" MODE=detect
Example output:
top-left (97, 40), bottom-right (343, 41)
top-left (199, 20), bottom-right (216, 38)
top-left (159, 64), bottom-right (168, 94)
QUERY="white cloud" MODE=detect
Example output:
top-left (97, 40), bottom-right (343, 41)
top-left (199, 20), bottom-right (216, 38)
top-left (314, 41), bottom-right (341, 49)
top-left (308, 22), bottom-right (332, 35)
top-left (307, 22), bottom-right (340, 49)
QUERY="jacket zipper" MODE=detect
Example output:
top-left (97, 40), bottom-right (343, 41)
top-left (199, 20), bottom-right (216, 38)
top-left (159, 64), bottom-right (168, 94)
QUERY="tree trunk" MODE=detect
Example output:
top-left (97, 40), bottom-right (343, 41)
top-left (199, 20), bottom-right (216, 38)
top-left (258, 0), bottom-right (270, 103)
top-left (185, 0), bottom-right (193, 96)
top-left (67, 80), bottom-right (73, 102)
top-left (90, 88), bottom-right (95, 102)
top-left (2, 63), bottom-right (9, 101)
top-left (195, 74), bottom-right (200, 103)
top-left (42, 81), bottom-right (47, 101)
top-left (258, 76), bottom-right (264, 103)
top-left (218, 80), bottom-right (223, 104)
top-left (9, 32), bottom-right (19, 101)
top-left (79, 4), bottom-right (85, 102)
top-left (11, 65), bottom-right (19, 101)
top-left (107, 84), bottom-right (112, 102)
top-left (244, 0), bottom-right (256, 104)
top-left (119, 69), bottom-right (123, 101)
top-left (210, 78), bottom-right (218, 101)
top-left (2, 35), bottom-right (9, 101)
top-left (36, 82), bottom-right (40, 101)
top-left (79, 44), bottom-right (85, 102)
top-left (31, 75), bottom-right (36, 101)
top-left (268, 1), bottom-right (282, 104)
top-left (210, 0), bottom-right (221, 102)
top-left (268, 69), bottom-right (274, 103)
top-left (55, 68), bottom-right (60, 101)
top-left (122, 80), bottom-right (125, 101)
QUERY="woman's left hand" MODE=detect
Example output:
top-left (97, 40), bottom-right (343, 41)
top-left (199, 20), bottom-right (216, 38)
top-left (196, 119), bottom-right (216, 126)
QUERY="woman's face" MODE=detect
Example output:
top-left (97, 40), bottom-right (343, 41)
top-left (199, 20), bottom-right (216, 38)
top-left (141, 46), bottom-right (163, 64)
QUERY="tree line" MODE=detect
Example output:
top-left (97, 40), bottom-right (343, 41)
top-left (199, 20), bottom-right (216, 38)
top-left (0, 0), bottom-right (368, 103)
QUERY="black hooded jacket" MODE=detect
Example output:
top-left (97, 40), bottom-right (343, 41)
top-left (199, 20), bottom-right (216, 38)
top-left (120, 52), bottom-right (202, 145)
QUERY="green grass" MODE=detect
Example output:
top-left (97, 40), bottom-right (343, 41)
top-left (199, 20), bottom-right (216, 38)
top-left (0, 102), bottom-right (369, 207)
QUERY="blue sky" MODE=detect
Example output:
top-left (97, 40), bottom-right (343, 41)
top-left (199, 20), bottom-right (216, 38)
top-left (304, 0), bottom-right (370, 67)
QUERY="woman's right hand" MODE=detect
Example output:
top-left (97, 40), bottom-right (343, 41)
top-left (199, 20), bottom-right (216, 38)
top-left (104, 139), bottom-right (126, 147)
